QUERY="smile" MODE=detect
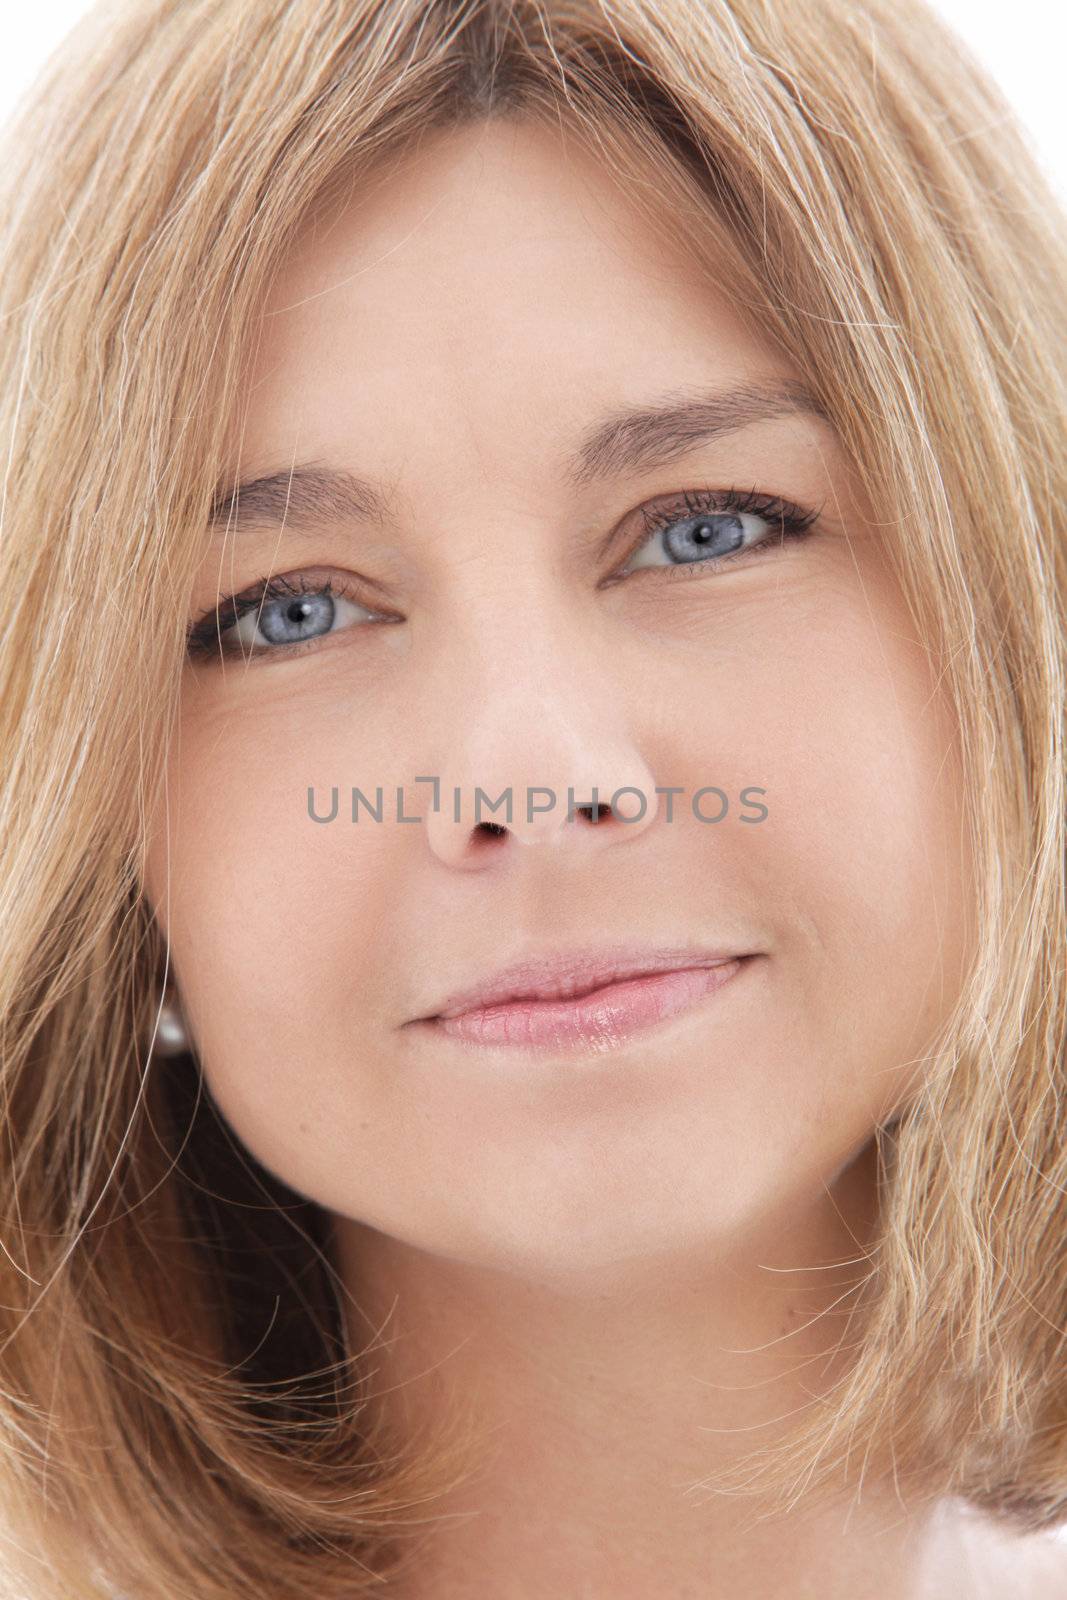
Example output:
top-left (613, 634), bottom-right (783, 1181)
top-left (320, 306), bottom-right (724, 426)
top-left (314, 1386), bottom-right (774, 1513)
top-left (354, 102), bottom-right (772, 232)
top-left (410, 955), bottom-right (757, 1053)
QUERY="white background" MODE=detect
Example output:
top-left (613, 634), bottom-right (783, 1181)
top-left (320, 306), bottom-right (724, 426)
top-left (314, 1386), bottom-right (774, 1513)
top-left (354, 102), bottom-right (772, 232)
top-left (0, 3), bottom-right (1064, 202)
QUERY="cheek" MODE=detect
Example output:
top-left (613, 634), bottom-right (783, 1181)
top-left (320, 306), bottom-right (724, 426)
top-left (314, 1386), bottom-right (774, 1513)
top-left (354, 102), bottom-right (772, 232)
top-left (691, 575), bottom-right (971, 1116)
top-left (141, 689), bottom-right (405, 1100)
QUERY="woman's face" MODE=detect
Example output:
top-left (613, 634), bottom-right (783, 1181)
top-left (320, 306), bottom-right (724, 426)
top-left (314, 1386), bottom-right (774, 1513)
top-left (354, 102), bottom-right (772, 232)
top-left (143, 115), bottom-right (972, 1280)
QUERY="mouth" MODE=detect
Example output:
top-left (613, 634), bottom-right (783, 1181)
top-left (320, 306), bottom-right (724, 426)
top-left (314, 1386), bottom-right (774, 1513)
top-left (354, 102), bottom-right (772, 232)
top-left (409, 947), bottom-right (759, 1053)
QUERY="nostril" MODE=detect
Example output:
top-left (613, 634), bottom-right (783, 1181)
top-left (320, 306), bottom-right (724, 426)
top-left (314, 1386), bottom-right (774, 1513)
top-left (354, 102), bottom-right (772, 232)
top-left (470, 804), bottom-right (611, 839)
top-left (578, 802), bottom-right (612, 822)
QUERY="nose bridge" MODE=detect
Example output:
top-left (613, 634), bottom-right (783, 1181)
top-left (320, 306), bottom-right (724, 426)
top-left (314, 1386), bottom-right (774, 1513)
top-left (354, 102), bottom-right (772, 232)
top-left (420, 581), bottom-right (659, 861)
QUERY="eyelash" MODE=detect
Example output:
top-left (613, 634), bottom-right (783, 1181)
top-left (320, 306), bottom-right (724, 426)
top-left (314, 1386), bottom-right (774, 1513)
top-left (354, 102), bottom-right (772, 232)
top-left (184, 484), bottom-right (821, 661)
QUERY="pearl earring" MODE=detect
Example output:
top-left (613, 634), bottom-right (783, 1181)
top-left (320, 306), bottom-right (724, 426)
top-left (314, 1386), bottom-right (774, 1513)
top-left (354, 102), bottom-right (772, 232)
top-left (151, 988), bottom-right (190, 1057)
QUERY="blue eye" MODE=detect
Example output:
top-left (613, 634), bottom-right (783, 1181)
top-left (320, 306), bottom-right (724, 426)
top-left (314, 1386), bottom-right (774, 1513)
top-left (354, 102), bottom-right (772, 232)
top-left (230, 581), bottom-right (371, 649)
top-left (617, 486), bottom-right (820, 578)
top-left (186, 575), bottom-right (386, 660)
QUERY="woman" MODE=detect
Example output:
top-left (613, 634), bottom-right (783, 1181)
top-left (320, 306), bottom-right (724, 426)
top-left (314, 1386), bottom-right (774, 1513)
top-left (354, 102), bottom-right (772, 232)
top-left (0, 0), bottom-right (1063, 1595)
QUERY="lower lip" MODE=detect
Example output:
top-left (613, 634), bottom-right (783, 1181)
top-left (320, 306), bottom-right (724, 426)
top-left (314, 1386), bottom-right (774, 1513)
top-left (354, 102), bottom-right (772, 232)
top-left (421, 958), bottom-right (751, 1052)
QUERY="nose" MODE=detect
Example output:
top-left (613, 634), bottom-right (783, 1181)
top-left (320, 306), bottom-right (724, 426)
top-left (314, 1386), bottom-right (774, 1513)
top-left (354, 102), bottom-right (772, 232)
top-left (418, 617), bottom-right (659, 871)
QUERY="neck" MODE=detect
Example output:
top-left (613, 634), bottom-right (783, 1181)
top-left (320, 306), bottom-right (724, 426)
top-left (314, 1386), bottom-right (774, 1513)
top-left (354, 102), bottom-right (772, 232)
top-left (331, 1140), bottom-right (948, 1599)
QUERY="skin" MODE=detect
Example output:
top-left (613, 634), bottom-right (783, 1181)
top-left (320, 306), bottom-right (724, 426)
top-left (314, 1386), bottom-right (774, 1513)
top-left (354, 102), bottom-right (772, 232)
top-left (142, 114), bottom-right (1064, 1596)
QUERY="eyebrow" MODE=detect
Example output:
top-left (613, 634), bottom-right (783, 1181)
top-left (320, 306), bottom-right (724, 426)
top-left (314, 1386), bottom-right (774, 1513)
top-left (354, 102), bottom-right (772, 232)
top-left (208, 378), bottom-right (830, 533)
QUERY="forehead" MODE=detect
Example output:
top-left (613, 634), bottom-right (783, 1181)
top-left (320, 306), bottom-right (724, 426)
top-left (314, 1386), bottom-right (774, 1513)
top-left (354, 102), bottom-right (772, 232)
top-left (237, 116), bottom-right (783, 450)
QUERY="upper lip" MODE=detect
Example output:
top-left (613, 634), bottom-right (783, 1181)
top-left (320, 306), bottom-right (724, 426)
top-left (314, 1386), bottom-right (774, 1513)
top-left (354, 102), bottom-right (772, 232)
top-left (420, 943), bottom-right (751, 1021)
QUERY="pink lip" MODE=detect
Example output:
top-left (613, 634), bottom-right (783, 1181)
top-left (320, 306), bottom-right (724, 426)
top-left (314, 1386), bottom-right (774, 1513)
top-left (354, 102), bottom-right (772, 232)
top-left (426, 944), bottom-right (751, 1018)
top-left (414, 947), bottom-right (756, 1052)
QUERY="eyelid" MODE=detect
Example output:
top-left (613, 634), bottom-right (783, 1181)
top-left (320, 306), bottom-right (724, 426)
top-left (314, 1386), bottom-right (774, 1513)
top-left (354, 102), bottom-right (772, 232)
top-left (637, 483), bottom-right (818, 537)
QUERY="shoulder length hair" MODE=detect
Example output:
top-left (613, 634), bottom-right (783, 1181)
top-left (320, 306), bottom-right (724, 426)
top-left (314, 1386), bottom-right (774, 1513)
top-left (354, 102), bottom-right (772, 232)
top-left (0, 0), bottom-right (1063, 1593)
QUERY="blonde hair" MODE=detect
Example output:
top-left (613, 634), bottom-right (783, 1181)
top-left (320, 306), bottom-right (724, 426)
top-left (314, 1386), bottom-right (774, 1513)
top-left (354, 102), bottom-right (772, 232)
top-left (0, 0), bottom-right (1063, 1592)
